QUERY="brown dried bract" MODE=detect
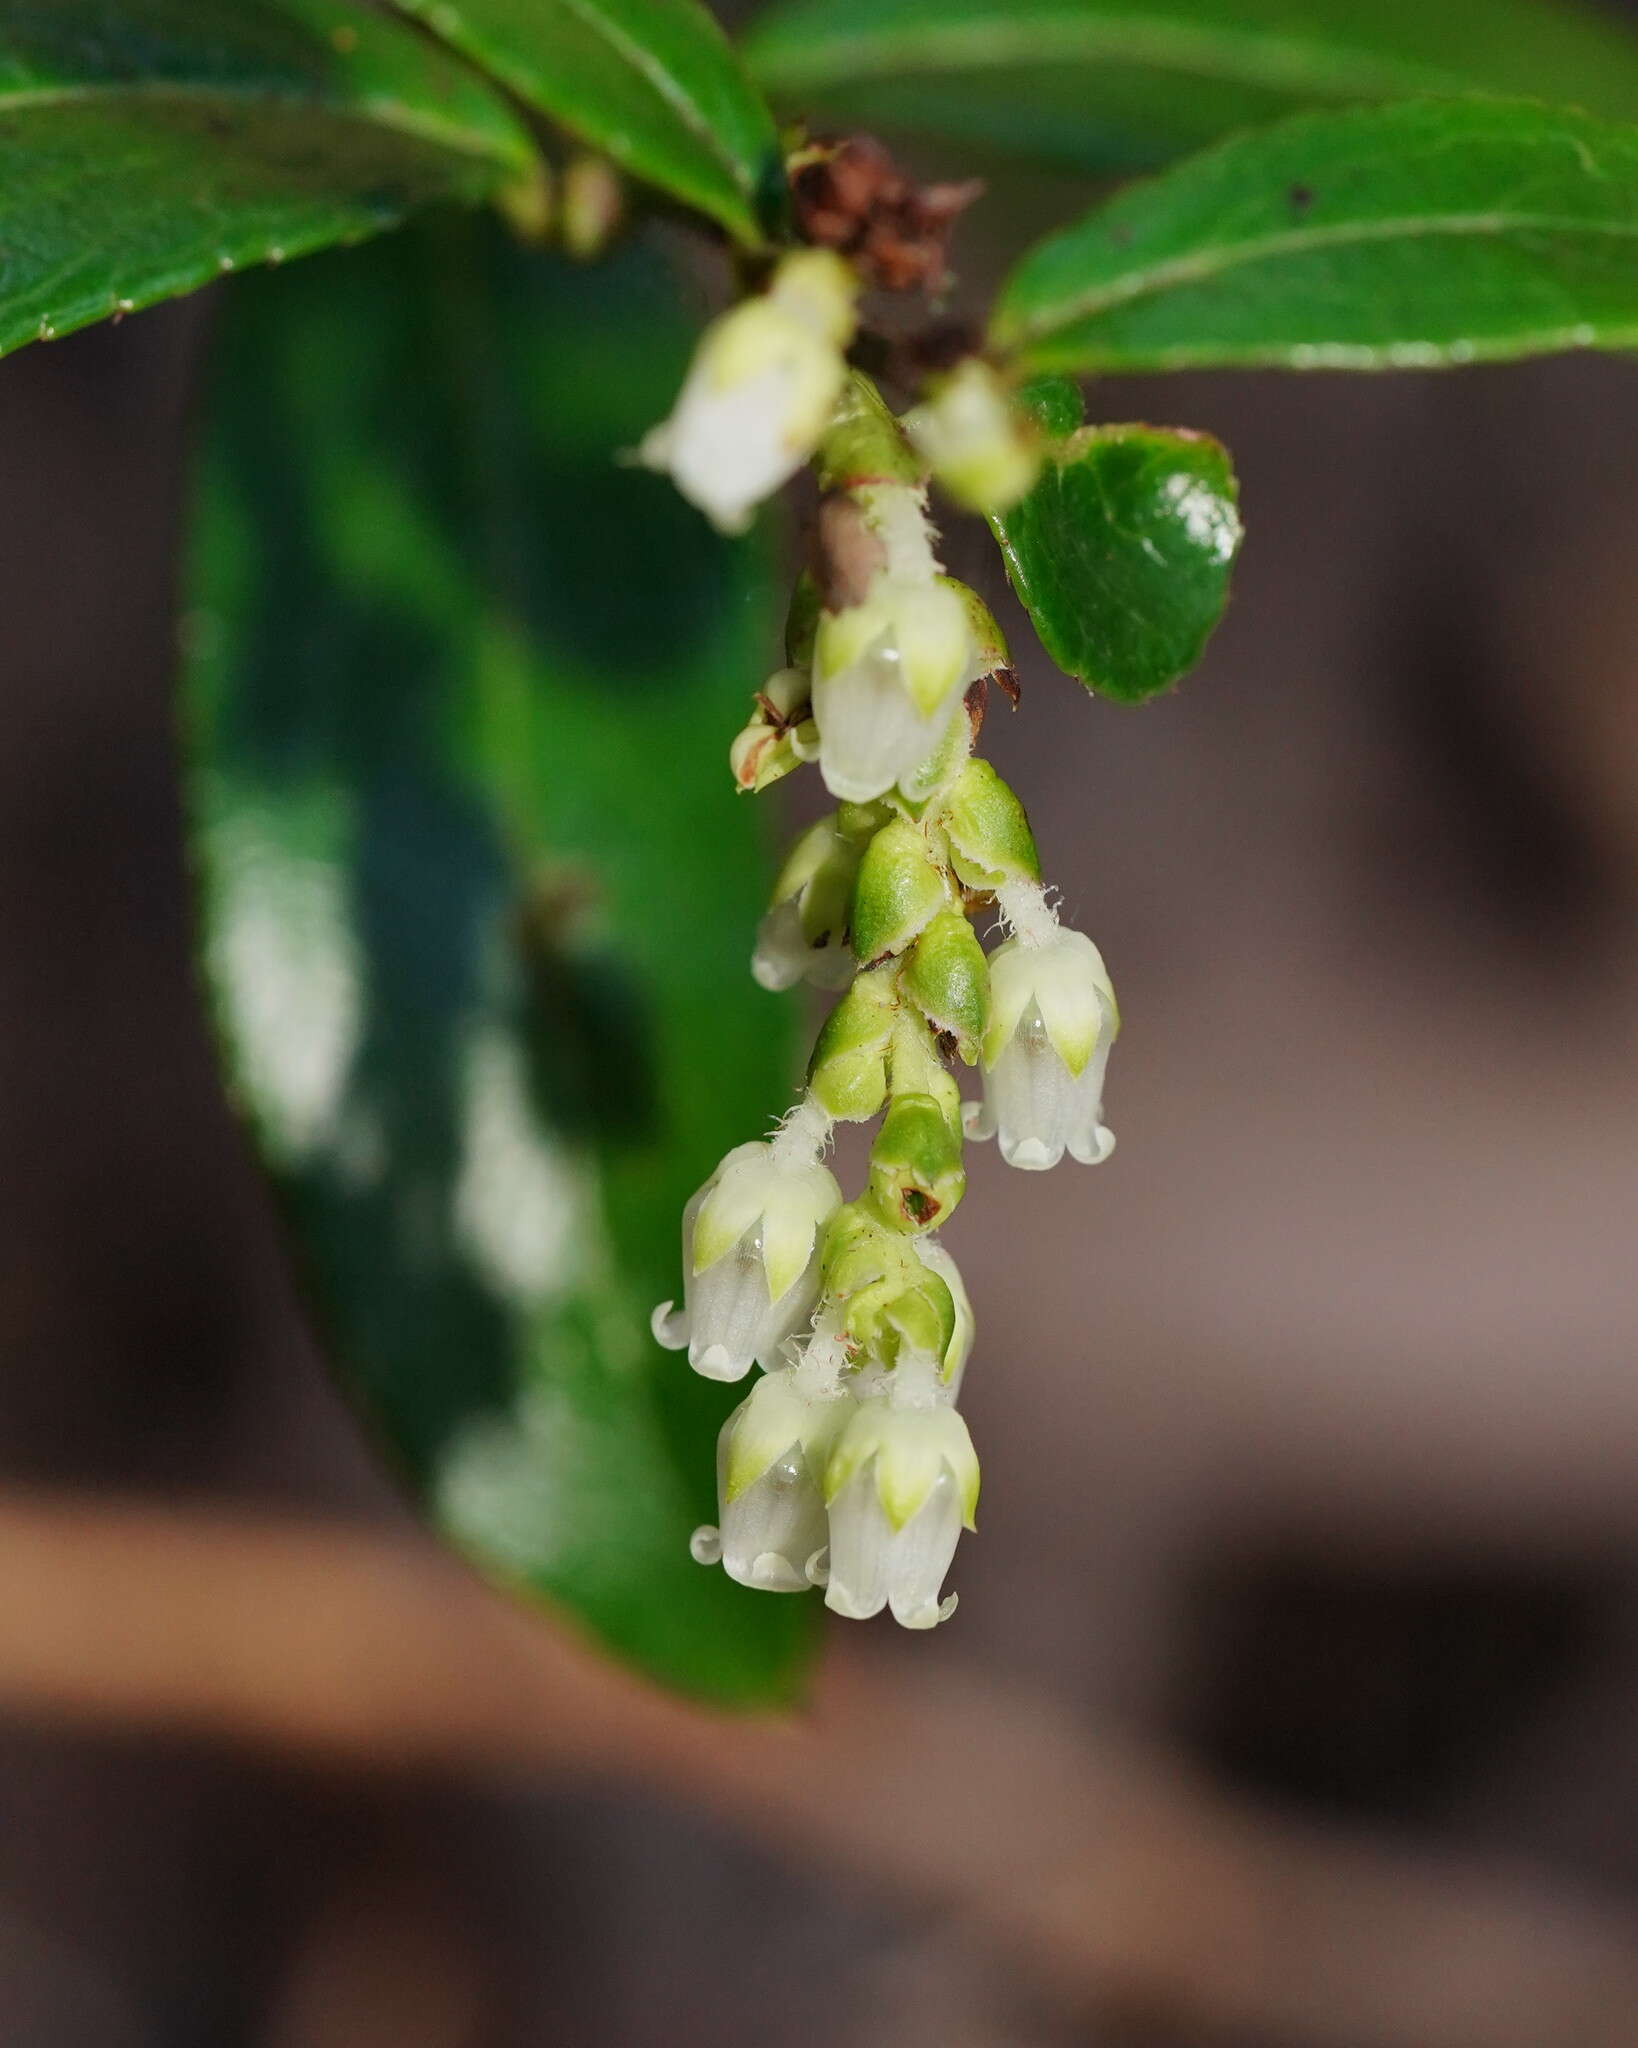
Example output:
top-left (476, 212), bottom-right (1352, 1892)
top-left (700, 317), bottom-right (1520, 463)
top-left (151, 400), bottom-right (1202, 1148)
top-left (963, 667), bottom-right (1023, 744)
top-left (791, 136), bottom-right (982, 296)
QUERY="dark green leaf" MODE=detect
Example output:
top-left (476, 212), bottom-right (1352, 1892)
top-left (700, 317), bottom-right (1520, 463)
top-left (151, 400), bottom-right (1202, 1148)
top-left (990, 378), bottom-right (1240, 700)
top-left (746, 0), bottom-right (1638, 174)
top-left (0, 0), bottom-right (533, 359)
top-left (183, 220), bottom-right (813, 1706)
top-left (992, 98), bottom-right (1638, 372)
top-left (386, 0), bottom-right (785, 245)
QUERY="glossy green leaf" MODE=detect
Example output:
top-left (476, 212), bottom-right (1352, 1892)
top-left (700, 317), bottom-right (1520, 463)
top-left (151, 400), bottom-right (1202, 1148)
top-left (989, 378), bottom-right (1240, 700)
top-left (386, 0), bottom-right (784, 245)
top-left (183, 220), bottom-right (813, 1706)
top-left (746, 0), bottom-right (1638, 174)
top-left (992, 99), bottom-right (1638, 372)
top-left (0, 0), bottom-right (533, 360)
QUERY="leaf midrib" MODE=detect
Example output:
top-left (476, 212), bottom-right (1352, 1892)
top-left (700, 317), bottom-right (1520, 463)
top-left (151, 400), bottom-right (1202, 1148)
top-left (749, 10), bottom-right (1464, 103)
top-left (551, 0), bottom-right (759, 209)
top-left (1001, 206), bottom-right (1638, 345)
top-left (0, 75), bottom-right (525, 168)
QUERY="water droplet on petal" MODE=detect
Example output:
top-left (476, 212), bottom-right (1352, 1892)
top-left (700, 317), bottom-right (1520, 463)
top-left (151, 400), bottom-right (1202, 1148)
top-left (689, 1524), bottom-right (722, 1566)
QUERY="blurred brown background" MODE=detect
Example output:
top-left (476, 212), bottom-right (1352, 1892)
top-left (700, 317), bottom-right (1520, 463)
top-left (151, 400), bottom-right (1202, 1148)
top-left (6, 17), bottom-right (1638, 2043)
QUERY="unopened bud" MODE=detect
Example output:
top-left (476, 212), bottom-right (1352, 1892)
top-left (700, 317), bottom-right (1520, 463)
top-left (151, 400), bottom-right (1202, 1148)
top-left (869, 1091), bottom-right (966, 1232)
top-left (936, 759), bottom-right (1040, 889)
top-left (901, 908), bottom-right (988, 1063)
top-left (561, 154), bottom-right (624, 259)
top-left (905, 359), bottom-right (1042, 514)
top-left (807, 968), bottom-right (897, 1121)
top-left (849, 815), bottom-right (950, 965)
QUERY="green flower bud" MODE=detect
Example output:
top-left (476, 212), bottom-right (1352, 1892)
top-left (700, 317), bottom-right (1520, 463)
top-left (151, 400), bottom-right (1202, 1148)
top-left (901, 908), bottom-right (988, 1064)
top-left (807, 967), bottom-right (896, 1120)
top-left (905, 360), bottom-right (1043, 515)
top-left (496, 161), bottom-right (554, 245)
top-left (886, 1010), bottom-right (962, 1130)
top-left (815, 369), bottom-right (922, 494)
top-left (561, 155), bottom-right (624, 260)
top-left (936, 759), bottom-right (1041, 889)
top-left (869, 1092), bottom-right (966, 1232)
top-left (754, 816), bottom-right (858, 991)
top-left (729, 666), bottom-right (818, 794)
top-left (823, 1203), bottom-right (959, 1368)
top-left (850, 815), bottom-right (950, 966)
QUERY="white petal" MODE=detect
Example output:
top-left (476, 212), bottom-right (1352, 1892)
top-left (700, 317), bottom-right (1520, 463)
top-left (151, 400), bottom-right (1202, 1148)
top-left (823, 1463), bottom-right (892, 1621)
top-left (751, 898), bottom-right (810, 991)
top-left (720, 1448), bottom-right (829, 1592)
top-left (813, 635), bottom-right (964, 804)
top-left (886, 1469), bottom-right (964, 1629)
top-left (986, 1005), bottom-right (1074, 1170)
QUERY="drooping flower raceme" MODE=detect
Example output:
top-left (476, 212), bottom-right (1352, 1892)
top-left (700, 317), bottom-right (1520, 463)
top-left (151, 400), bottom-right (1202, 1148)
top-left (640, 300), bottom-right (1125, 1632)
top-left (638, 250), bottom-right (857, 534)
top-left (652, 1103), bottom-right (840, 1381)
top-left (966, 881), bottom-right (1119, 1171)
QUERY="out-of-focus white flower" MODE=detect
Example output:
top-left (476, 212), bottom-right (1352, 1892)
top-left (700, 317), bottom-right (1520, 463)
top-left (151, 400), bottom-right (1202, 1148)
top-left (965, 883), bottom-right (1118, 1171)
top-left (691, 1365), bottom-right (852, 1592)
top-left (810, 483), bottom-right (976, 804)
top-left (639, 251), bottom-right (857, 533)
top-left (904, 359), bottom-right (1041, 514)
top-left (822, 1370), bottom-right (979, 1629)
top-left (652, 1103), bottom-right (840, 1381)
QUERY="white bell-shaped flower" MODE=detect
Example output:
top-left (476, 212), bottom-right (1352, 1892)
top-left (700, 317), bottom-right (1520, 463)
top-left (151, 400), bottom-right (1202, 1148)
top-left (652, 1109), bottom-right (840, 1381)
top-left (810, 483), bottom-right (976, 804)
top-left (966, 898), bottom-right (1118, 1171)
top-left (639, 251), bottom-right (856, 534)
top-left (822, 1368), bottom-right (979, 1629)
top-left (691, 1367), bottom-right (853, 1592)
top-left (811, 579), bottom-right (972, 804)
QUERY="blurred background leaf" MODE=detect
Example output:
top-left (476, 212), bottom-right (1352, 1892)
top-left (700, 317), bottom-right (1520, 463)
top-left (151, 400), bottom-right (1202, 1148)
top-left (182, 219), bottom-right (816, 1705)
top-left (0, 0), bottom-right (532, 359)
top-left (993, 98), bottom-right (1638, 371)
top-left (386, 0), bottom-right (787, 245)
top-left (744, 0), bottom-right (1638, 174)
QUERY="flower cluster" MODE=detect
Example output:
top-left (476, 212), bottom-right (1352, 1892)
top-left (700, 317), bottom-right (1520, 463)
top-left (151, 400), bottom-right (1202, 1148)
top-left (645, 261), bottom-right (1116, 1629)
